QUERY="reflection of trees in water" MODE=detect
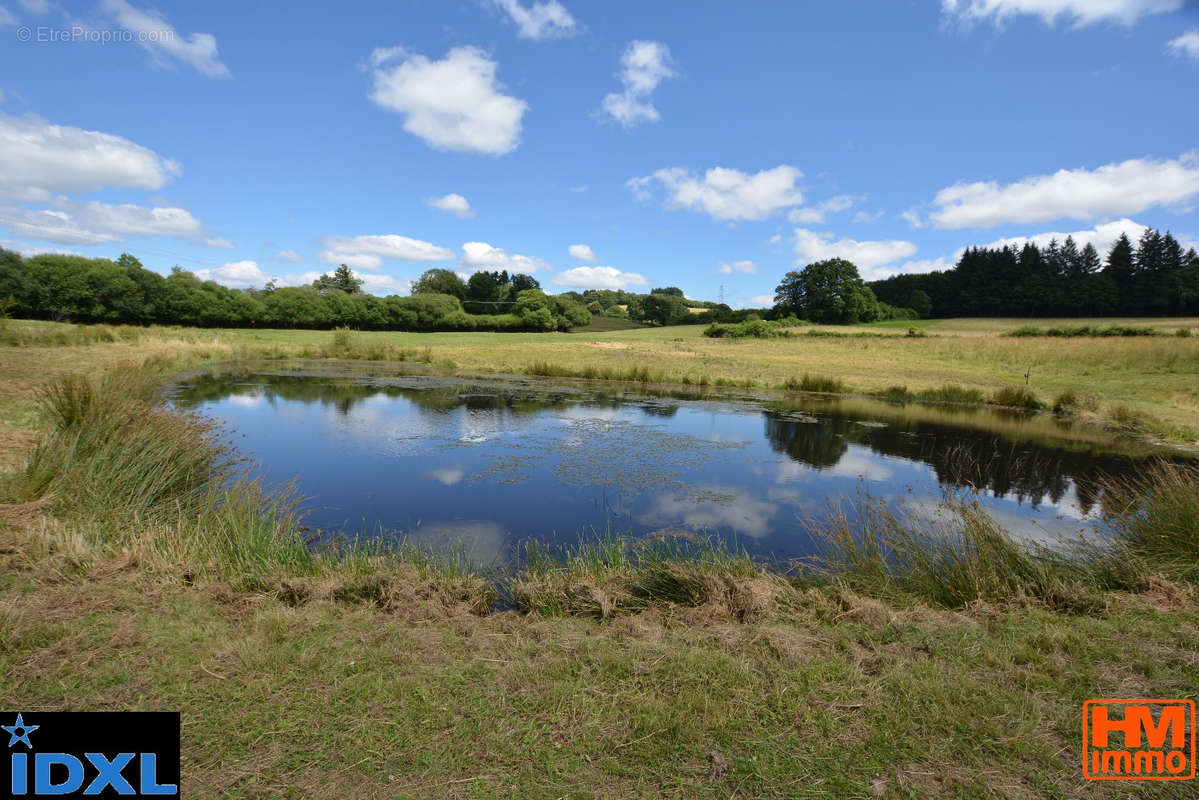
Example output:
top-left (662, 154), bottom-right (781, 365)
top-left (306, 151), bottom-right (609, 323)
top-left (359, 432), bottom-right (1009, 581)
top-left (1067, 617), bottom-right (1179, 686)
top-left (177, 374), bottom-right (638, 420)
top-left (763, 414), bottom-right (850, 468)
top-left (762, 410), bottom-right (1137, 513)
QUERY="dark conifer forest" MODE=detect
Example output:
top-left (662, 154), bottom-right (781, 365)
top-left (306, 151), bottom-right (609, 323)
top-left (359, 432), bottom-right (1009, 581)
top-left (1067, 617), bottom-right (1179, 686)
top-left (869, 229), bottom-right (1199, 319)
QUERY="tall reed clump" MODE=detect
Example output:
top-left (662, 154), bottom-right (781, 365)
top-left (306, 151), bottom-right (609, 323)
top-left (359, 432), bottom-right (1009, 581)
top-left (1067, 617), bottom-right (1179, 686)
top-left (509, 533), bottom-right (781, 620)
top-left (1103, 461), bottom-right (1199, 582)
top-left (320, 327), bottom-right (433, 363)
top-left (782, 373), bottom-right (847, 394)
top-left (805, 496), bottom-right (1133, 612)
top-left (989, 385), bottom-right (1045, 410)
top-left (5, 365), bottom-right (316, 580)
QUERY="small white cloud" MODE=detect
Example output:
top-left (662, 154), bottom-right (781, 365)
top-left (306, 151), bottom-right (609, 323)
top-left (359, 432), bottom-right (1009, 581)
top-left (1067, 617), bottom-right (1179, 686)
top-left (599, 40), bottom-right (677, 128)
top-left (203, 237), bottom-right (234, 249)
top-left (492, 0), bottom-right (576, 40)
top-left (793, 228), bottom-right (918, 279)
top-left (100, 0), bottom-right (231, 78)
top-left (0, 113), bottom-right (180, 201)
top-left (941, 0), bottom-right (1183, 28)
top-left (630, 165), bottom-right (804, 222)
top-left (749, 294), bottom-right (775, 307)
top-left (317, 234), bottom-right (455, 269)
top-left (426, 193), bottom-right (473, 218)
top-left (0, 7), bottom-right (15, 26)
top-left (928, 153), bottom-right (1199, 229)
top-left (852, 210), bottom-right (884, 224)
top-left (553, 266), bottom-right (649, 290)
top-left (769, 233), bottom-right (782, 245)
top-left (461, 241), bottom-right (550, 273)
top-left (717, 259), bottom-right (757, 275)
top-left (568, 184), bottom-right (588, 193)
top-left (900, 208), bottom-right (926, 228)
top-left (787, 194), bottom-right (859, 225)
top-left (567, 243), bottom-right (596, 261)
top-left (1167, 30), bottom-right (1199, 59)
top-left (276, 249), bottom-right (302, 263)
top-left (368, 45), bottom-right (527, 155)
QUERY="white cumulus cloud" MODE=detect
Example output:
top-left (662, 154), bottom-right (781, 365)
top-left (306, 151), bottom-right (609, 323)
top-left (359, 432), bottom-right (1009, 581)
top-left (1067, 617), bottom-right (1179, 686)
top-left (100, 0), bottom-right (230, 77)
top-left (426, 193), bottom-right (473, 218)
top-left (793, 228), bottom-right (918, 279)
top-left (567, 243), bottom-right (596, 261)
top-left (194, 260), bottom-right (271, 288)
top-left (718, 260), bottom-right (758, 275)
top-left (1168, 30), bottom-right (1199, 58)
top-left (1, 200), bottom-right (204, 244)
top-left (927, 153), bottom-right (1199, 229)
top-left (317, 234), bottom-right (454, 270)
top-left (630, 165), bottom-right (804, 222)
top-left (554, 266), bottom-right (649, 290)
top-left (203, 237), bottom-right (233, 249)
top-left (276, 249), bottom-right (302, 263)
top-left (941, 0), bottom-right (1182, 27)
top-left (368, 46), bottom-right (528, 155)
top-left (492, 0), bottom-right (576, 40)
top-left (600, 40), bottom-right (677, 128)
top-left (972, 218), bottom-right (1152, 255)
top-left (0, 113), bottom-right (180, 201)
top-left (461, 241), bottom-right (550, 273)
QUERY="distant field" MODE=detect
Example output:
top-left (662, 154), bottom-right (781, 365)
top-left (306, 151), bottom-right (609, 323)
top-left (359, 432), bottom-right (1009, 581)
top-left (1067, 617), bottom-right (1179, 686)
top-left (2, 316), bottom-right (1198, 447)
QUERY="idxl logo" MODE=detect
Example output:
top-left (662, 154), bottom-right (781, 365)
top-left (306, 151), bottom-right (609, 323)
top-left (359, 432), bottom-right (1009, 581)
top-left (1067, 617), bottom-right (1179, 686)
top-left (3, 712), bottom-right (179, 797)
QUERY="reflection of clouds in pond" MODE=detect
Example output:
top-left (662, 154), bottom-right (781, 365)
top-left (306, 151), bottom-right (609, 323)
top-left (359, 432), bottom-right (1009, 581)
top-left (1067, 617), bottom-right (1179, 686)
top-left (226, 393), bottom-right (263, 407)
top-left (426, 467), bottom-right (464, 486)
top-left (827, 447), bottom-right (895, 482)
top-left (899, 495), bottom-right (1098, 549)
top-left (322, 401), bottom-right (438, 456)
top-left (408, 521), bottom-right (510, 564)
top-left (639, 486), bottom-right (777, 538)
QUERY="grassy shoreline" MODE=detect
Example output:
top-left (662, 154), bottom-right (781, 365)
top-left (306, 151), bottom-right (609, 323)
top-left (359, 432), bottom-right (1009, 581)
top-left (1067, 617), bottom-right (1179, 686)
top-left (3, 321), bottom-right (1199, 797)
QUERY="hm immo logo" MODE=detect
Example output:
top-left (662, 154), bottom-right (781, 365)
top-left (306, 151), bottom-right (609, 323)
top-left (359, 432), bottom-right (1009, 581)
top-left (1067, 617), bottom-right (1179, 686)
top-left (3, 712), bottom-right (180, 797)
top-left (1083, 699), bottom-right (1196, 781)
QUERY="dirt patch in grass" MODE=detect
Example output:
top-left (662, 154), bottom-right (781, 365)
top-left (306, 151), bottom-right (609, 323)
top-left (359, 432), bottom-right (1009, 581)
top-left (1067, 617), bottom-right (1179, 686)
top-left (586, 340), bottom-right (632, 349)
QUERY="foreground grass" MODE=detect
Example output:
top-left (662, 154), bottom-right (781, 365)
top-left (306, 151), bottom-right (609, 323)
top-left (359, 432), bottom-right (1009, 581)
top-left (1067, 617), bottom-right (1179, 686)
top-left (2, 328), bottom-right (1199, 796)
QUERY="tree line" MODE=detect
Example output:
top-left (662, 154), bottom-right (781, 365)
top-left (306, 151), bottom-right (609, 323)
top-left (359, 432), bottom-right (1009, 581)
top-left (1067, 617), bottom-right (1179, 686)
top-left (869, 228), bottom-right (1199, 319)
top-left (0, 253), bottom-right (592, 332)
top-left (0, 248), bottom-right (744, 331)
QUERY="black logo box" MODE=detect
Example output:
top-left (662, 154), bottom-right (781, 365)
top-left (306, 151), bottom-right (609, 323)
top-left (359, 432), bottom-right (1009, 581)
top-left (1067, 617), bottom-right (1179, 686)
top-left (2, 712), bottom-right (180, 797)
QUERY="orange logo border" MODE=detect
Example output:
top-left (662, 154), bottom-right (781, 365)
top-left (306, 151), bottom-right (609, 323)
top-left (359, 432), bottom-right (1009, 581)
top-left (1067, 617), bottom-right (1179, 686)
top-left (1083, 698), bottom-right (1196, 781)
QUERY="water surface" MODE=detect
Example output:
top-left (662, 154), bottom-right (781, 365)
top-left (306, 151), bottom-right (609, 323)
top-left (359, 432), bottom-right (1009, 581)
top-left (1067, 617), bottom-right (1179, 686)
top-left (173, 367), bottom-right (1157, 565)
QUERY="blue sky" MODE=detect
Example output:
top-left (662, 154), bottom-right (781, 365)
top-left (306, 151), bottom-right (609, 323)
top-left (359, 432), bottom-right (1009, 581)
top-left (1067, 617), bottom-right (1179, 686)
top-left (1, 0), bottom-right (1197, 305)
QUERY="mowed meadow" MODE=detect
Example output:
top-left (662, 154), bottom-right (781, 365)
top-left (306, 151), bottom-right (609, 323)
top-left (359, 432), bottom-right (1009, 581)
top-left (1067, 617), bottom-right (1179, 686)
top-left (3, 317), bottom-right (1199, 798)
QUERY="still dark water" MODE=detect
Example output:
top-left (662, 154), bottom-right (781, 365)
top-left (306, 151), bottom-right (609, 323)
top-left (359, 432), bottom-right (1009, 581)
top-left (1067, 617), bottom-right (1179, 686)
top-left (173, 368), bottom-right (1155, 564)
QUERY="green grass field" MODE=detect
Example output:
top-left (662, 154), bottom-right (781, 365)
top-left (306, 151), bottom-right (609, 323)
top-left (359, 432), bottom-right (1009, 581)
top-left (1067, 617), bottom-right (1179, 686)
top-left (2, 318), bottom-right (1199, 798)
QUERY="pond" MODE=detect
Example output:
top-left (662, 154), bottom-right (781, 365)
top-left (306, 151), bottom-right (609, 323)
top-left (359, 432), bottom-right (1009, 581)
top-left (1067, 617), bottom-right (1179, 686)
top-left (172, 365), bottom-right (1162, 565)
